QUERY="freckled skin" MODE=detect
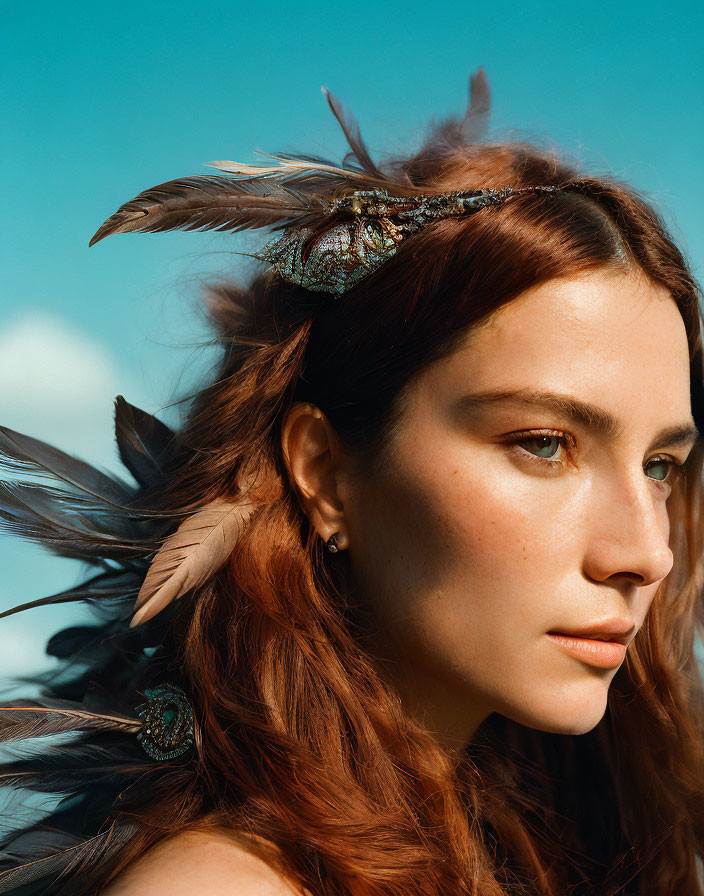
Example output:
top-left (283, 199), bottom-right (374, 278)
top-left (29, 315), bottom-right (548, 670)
top-left (282, 268), bottom-right (694, 750)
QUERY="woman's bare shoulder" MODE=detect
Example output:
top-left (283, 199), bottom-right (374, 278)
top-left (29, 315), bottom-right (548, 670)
top-left (101, 826), bottom-right (308, 895)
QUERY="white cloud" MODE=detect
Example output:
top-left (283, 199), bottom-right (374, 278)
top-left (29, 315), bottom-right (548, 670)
top-left (0, 313), bottom-right (123, 411)
top-left (0, 311), bottom-right (149, 476)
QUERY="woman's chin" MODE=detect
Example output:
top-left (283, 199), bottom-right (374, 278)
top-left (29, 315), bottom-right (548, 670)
top-left (503, 691), bottom-right (610, 736)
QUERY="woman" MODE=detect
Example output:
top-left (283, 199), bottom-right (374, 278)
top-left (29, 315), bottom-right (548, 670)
top-left (0, 67), bottom-right (703, 895)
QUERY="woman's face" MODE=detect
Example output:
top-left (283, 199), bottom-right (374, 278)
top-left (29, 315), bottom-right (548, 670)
top-left (339, 268), bottom-right (698, 747)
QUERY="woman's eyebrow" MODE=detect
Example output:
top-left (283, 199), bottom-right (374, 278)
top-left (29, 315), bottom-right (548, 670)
top-left (454, 387), bottom-right (700, 450)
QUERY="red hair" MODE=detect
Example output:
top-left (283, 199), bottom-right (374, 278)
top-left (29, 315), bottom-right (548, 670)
top-left (1, 138), bottom-right (704, 895)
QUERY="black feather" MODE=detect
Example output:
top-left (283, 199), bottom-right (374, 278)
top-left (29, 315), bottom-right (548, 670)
top-left (0, 736), bottom-right (155, 793)
top-left (0, 480), bottom-right (144, 562)
top-left (0, 426), bottom-right (135, 508)
top-left (0, 821), bottom-right (140, 894)
top-left (113, 396), bottom-right (176, 490)
top-left (0, 569), bottom-right (140, 621)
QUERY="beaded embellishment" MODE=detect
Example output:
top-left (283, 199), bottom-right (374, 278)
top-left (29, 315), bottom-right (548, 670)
top-left (256, 185), bottom-right (564, 296)
top-left (257, 216), bottom-right (403, 296)
top-left (134, 683), bottom-right (195, 761)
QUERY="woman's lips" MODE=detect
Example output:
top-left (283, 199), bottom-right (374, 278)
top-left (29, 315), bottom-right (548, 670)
top-left (546, 632), bottom-right (627, 668)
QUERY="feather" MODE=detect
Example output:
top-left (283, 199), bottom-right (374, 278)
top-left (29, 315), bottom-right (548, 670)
top-left (87, 156), bottom-right (414, 249)
top-left (207, 149), bottom-right (412, 195)
top-left (0, 821), bottom-right (139, 893)
top-left (460, 66), bottom-right (491, 144)
top-left (113, 396), bottom-right (176, 490)
top-left (88, 172), bottom-right (332, 247)
top-left (129, 488), bottom-right (259, 628)
top-left (0, 424), bottom-right (135, 508)
top-left (205, 153), bottom-right (372, 181)
top-left (0, 730), bottom-right (160, 796)
top-left (320, 85), bottom-right (382, 177)
top-left (0, 827), bottom-right (86, 869)
top-left (0, 480), bottom-right (141, 562)
top-left (88, 87), bottom-right (421, 250)
top-left (0, 569), bottom-right (138, 620)
top-left (0, 699), bottom-right (140, 742)
top-left (46, 623), bottom-right (119, 660)
top-left (0, 424), bottom-right (152, 577)
top-left (411, 66), bottom-right (493, 172)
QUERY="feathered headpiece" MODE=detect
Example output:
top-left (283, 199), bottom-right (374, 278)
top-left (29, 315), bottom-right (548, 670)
top-left (88, 69), bottom-right (577, 295)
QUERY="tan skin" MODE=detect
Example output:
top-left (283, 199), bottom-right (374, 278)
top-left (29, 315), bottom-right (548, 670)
top-left (282, 267), bottom-right (698, 751)
top-left (104, 267), bottom-right (698, 892)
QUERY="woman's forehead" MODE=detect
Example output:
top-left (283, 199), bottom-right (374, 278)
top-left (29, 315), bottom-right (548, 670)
top-left (473, 267), bottom-right (668, 331)
top-left (414, 269), bottom-right (693, 428)
top-left (446, 269), bottom-right (685, 374)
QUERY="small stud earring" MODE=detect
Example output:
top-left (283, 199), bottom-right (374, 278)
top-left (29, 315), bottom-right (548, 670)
top-left (325, 532), bottom-right (340, 553)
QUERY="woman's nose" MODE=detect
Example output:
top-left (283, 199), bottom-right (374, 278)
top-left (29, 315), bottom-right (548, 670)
top-left (582, 469), bottom-right (675, 587)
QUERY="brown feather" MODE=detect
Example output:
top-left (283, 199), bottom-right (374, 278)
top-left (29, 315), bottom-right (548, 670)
top-left (320, 85), bottom-right (382, 177)
top-left (460, 66), bottom-right (491, 143)
top-left (88, 174), bottom-right (327, 247)
top-left (129, 484), bottom-right (259, 628)
top-left (90, 137), bottom-right (417, 249)
top-left (0, 699), bottom-right (140, 741)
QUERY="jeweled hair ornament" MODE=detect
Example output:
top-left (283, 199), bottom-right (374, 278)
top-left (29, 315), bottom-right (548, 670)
top-left (134, 683), bottom-right (195, 761)
top-left (254, 184), bottom-right (567, 295)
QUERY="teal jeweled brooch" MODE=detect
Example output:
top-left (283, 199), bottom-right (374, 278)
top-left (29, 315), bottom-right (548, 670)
top-left (134, 683), bottom-right (195, 761)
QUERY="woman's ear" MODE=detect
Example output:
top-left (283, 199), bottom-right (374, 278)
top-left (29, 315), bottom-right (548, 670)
top-left (281, 402), bottom-right (351, 550)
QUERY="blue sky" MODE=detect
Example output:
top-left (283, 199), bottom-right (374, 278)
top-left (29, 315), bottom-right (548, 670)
top-left (1, 0), bottom-right (703, 682)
